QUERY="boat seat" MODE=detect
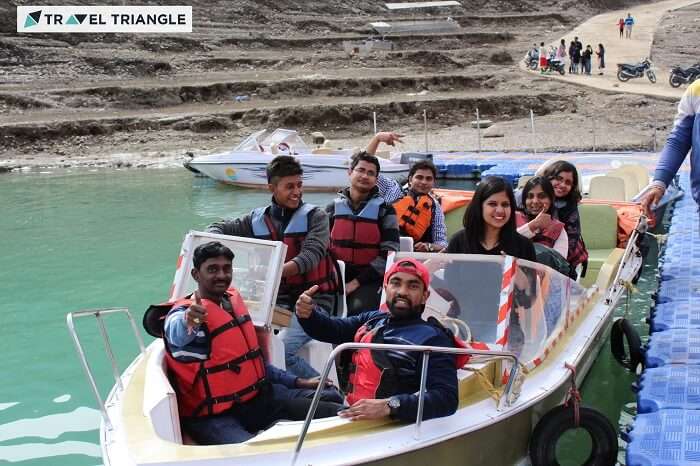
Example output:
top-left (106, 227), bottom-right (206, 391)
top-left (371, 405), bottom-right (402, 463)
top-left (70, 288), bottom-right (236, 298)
top-left (516, 175), bottom-right (534, 189)
top-left (588, 175), bottom-right (626, 201)
top-left (279, 261), bottom-right (348, 386)
top-left (143, 341), bottom-right (183, 444)
top-left (311, 148), bottom-right (336, 155)
top-left (579, 204), bottom-right (619, 288)
top-left (607, 169), bottom-right (639, 201)
top-left (618, 164), bottom-right (649, 192)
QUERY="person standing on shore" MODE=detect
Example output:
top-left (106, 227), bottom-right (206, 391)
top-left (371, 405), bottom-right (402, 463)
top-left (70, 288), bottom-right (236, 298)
top-left (617, 18), bottom-right (625, 39)
top-left (596, 43), bottom-right (605, 75)
top-left (582, 45), bottom-right (593, 75)
top-left (568, 40), bottom-right (576, 74)
top-left (539, 41), bottom-right (547, 72)
top-left (624, 13), bottom-right (635, 39)
top-left (640, 81), bottom-right (700, 218)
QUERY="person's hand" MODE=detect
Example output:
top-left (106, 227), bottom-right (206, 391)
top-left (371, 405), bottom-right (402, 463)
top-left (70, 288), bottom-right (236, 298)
top-left (345, 279), bottom-right (360, 295)
top-left (295, 285), bottom-right (319, 319)
top-left (338, 399), bottom-right (391, 421)
top-left (295, 376), bottom-right (336, 390)
top-left (185, 291), bottom-right (208, 327)
top-left (375, 131), bottom-right (404, 147)
top-left (640, 185), bottom-right (665, 216)
top-left (414, 242), bottom-right (429, 252)
top-left (529, 211), bottom-right (552, 232)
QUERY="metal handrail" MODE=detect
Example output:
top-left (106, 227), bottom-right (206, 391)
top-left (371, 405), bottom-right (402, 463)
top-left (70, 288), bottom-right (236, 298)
top-left (605, 215), bottom-right (647, 304)
top-left (66, 308), bottom-right (146, 430)
top-left (291, 342), bottom-right (520, 466)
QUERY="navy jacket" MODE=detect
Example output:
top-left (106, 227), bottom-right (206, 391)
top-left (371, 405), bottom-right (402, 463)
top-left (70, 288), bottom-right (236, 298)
top-left (299, 309), bottom-right (458, 422)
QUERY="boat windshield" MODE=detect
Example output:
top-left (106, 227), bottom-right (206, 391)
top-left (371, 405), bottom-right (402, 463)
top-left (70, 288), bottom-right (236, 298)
top-left (168, 231), bottom-right (287, 327)
top-left (232, 129), bottom-right (267, 152)
top-left (388, 253), bottom-right (586, 368)
top-left (260, 129), bottom-right (310, 153)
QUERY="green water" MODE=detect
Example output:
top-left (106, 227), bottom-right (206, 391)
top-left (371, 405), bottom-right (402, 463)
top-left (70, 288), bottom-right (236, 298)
top-left (0, 168), bottom-right (655, 465)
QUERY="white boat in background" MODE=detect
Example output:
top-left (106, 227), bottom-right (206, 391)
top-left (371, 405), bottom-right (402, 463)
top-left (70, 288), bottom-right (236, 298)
top-left (184, 129), bottom-right (410, 191)
top-left (67, 202), bottom-right (649, 465)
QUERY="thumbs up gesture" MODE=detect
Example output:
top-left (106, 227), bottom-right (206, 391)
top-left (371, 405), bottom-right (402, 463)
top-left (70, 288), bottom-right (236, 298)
top-left (185, 290), bottom-right (208, 327)
top-left (295, 285), bottom-right (319, 319)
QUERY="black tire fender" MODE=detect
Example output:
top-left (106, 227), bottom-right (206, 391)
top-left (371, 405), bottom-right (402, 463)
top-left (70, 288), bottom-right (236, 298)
top-left (529, 405), bottom-right (618, 466)
top-left (610, 317), bottom-right (643, 372)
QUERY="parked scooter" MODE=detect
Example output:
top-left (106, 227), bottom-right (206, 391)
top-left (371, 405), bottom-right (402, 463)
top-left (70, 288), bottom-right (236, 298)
top-left (547, 58), bottom-right (566, 75)
top-left (669, 64), bottom-right (700, 88)
top-left (524, 49), bottom-right (539, 70)
top-left (617, 58), bottom-right (656, 83)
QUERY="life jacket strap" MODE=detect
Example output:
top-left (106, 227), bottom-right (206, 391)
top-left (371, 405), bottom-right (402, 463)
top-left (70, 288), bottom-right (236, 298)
top-left (209, 314), bottom-right (252, 339)
top-left (190, 378), bottom-right (268, 417)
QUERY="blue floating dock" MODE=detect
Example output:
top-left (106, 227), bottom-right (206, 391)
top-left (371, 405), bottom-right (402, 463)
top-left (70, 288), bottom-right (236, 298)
top-left (637, 366), bottom-right (700, 413)
top-left (627, 175), bottom-right (700, 466)
top-left (644, 325), bottom-right (700, 369)
top-left (627, 409), bottom-right (700, 465)
top-left (651, 300), bottom-right (700, 332)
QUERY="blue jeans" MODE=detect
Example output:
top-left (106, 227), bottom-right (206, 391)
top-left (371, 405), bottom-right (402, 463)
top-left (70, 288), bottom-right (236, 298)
top-left (283, 313), bottom-right (322, 378)
top-left (182, 384), bottom-right (344, 445)
top-left (271, 383), bottom-right (344, 405)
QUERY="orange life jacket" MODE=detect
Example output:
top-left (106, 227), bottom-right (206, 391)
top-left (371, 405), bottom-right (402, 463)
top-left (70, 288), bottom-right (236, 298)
top-left (330, 196), bottom-right (383, 266)
top-left (251, 203), bottom-right (338, 294)
top-left (393, 193), bottom-right (434, 242)
top-left (345, 316), bottom-right (471, 405)
top-left (163, 289), bottom-right (267, 418)
top-left (515, 211), bottom-right (565, 249)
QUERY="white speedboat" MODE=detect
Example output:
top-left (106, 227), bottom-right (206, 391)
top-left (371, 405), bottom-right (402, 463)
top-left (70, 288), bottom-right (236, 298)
top-left (184, 129), bottom-right (410, 191)
top-left (68, 194), bottom-right (649, 465)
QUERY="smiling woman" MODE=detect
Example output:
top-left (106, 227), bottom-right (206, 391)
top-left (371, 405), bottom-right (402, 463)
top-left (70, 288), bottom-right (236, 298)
top-left (446, 176), bottom-right (536, 262)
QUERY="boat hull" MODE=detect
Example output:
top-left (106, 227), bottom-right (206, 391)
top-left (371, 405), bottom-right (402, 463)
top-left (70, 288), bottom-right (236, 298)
top-left (187, 153), bottom-right (409, 191)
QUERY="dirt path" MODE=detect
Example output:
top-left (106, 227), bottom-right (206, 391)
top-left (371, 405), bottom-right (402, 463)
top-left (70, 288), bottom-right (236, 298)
top-left (524, 0), bottom-right (700, 99)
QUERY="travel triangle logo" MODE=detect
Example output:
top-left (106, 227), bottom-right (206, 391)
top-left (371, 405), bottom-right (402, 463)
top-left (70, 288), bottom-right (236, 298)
top-left (24, 10), bottom-right (41, 28)
top-left (67, 14), bottom-right (87, 25)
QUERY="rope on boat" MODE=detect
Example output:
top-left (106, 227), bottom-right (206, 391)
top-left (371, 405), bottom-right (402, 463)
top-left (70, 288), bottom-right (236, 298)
top-left (464, 361), bottom-right (527, 404)
top-left (620, 280), bottom-right (638, 318)
top-left (563, 362), bottom-right (582, 427)
top-left (463, 366), bottom-right (503, 402)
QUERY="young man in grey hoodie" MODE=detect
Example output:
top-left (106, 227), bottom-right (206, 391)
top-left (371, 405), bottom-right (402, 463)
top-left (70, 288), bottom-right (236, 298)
top-left (208, 156), bottom-right (338, 378)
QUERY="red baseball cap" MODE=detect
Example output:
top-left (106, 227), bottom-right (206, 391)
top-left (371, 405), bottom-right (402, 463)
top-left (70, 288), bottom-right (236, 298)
top-left (384, 257), bottom-right (431, 290)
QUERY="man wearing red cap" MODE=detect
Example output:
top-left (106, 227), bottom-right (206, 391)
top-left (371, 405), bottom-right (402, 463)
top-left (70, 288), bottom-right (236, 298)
top-left (296, 258), bottom-right (459, 422)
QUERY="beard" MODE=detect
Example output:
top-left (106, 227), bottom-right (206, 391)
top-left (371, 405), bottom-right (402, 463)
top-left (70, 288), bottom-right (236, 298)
top-left (388, 295), bottom-right (425, 319)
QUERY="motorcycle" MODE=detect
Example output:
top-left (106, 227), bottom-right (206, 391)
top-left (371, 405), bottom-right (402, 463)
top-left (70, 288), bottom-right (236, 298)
top-left (669, 64), bottom-right (700, 88)
top-left (547, 58), bottom-right (566, 75)
top-left (617, 58), bottom-right (656, 83)
top-left (523, 50), bottom-right (539, 70)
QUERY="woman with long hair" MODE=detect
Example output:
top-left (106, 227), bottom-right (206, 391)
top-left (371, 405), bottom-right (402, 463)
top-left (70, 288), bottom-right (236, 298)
top-left (447, 176), bottom-right (536, 261)
top-left (516, 176), bottom-right (569, 258)
top-left (537, 161), bottom-right (588, 271)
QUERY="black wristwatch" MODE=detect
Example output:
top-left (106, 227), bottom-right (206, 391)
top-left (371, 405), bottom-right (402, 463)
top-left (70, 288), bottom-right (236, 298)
top-left (387, 396), bottom-right (401, 418)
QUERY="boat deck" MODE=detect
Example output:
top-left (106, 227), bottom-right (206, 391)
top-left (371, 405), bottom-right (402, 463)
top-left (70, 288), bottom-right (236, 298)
top-left (627, 175), bottom-right (700, 465)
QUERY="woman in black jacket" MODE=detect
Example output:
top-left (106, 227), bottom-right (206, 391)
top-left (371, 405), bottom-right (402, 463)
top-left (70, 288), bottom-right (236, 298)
top-left (447, 176), bottom-right (536, 261)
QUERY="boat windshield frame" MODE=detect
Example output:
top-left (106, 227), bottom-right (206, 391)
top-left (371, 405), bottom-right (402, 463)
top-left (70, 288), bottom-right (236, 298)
top-left (168, 230), bottom-right (287, 328)
top-left (386, 251), bottom-right (586, 371)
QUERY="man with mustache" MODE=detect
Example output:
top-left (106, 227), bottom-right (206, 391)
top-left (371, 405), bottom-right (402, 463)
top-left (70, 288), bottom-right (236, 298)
top-left (163, 241), bottom-right (342, 445)
top-left (295, 258), bottom-right (460, 421)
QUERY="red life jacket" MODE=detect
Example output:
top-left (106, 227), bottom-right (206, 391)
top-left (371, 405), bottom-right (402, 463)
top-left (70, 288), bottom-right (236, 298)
top-left (330, 196), bottom-right (383, 266)
top-left (163, 289), bottom-right (267, 418)
top-left (251, 203), bottom-right (337, 294)
top-left (346, 316), bottom-right (471, 405)
top-left (393, 193), bottom-right (434, 242)
top-left (515, 211), bottom-right (565, 249)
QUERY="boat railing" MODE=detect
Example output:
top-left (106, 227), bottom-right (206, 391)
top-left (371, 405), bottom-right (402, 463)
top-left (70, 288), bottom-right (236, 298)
top-left (291, 342), bottom-right (521, 465)
top-left (66, 308), bottom-right (146, 430)
top-left (605, 214), bottom-right (647, 305)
